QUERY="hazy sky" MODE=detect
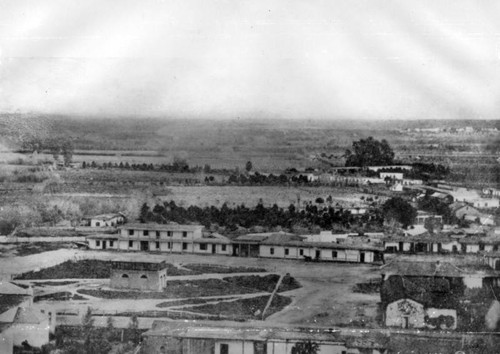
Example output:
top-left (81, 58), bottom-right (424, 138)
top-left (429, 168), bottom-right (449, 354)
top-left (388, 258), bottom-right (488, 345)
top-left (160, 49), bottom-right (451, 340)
top-left (1, 0), bottom-right (500, 120)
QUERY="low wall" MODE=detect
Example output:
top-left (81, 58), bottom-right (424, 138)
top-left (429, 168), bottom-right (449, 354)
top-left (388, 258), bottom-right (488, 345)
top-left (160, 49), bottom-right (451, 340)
top-left (0, 236), bottom-right (86, 243)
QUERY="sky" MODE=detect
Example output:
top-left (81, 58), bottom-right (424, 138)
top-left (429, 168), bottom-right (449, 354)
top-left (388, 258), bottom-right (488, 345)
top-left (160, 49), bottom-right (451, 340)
top-left (1, 0), bottom-right (500, 120)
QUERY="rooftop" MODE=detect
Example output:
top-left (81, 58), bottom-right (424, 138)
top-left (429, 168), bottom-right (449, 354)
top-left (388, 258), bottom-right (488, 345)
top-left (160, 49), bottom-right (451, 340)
top-left (144, 321), bottom-right (388, 349)
top-left (380, 259), bottom-right (497, 278)
top-left (119, 223), bottom-right (203, 232)
top-left (90, 213), bottom-right (125, 221)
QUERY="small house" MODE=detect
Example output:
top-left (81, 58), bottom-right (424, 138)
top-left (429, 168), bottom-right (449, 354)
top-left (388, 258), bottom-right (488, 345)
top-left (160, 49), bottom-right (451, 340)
top-left (90, 213), bottom-right (126, 227)
top-left (110, 260), bottom-right (167, 291)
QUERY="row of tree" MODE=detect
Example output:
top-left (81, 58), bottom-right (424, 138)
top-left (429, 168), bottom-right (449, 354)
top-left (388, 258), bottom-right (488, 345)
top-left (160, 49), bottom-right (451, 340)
top-left (139, 200), bottom-right (385, 231)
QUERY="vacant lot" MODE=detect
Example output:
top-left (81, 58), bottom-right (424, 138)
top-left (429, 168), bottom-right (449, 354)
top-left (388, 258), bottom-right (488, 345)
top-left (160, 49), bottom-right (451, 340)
top-left (76, 274), bottom-right (293, 299)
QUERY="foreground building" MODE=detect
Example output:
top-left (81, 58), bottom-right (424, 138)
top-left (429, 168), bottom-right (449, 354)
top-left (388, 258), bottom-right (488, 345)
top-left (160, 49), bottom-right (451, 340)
top-left (140, 320), bottom-right (388, 354)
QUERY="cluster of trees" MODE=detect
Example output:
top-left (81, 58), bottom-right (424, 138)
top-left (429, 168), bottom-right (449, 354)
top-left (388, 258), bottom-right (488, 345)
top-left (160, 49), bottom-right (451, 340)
top-left (139, 201), bottom-right (384, 232)
top-left (21, 137), bottom-right (74, 166)
top-left (81, 157), bottom-right (193, 173)
top-left (227, 172), bottom-right (293, 185)
top-left (345, 137), bottom-right (395, 167)
top-left (382, 197), bottom-right (417, 228)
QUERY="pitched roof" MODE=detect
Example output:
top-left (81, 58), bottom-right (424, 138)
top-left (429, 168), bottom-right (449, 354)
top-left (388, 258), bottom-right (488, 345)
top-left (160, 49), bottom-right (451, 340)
top-left (0, 281), bottom-right (28, 295)
top-left (119, 223), bottom-right (203, 232)
top-left (12, 307), bottom-right (42, 324)
top-left (91, 213), bottom-right (125, 221)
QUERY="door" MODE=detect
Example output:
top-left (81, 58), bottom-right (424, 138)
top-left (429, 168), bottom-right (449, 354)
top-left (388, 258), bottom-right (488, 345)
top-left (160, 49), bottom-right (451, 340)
top-left (212, 244), bottom-right (216, 254)
top-left (360, 252), bottom-right (365, 263)
top-left (102, 241), bottom-right (106, 250)
top-left (315, 250), bottom-right (321, 260)
top-left (140, 241), bottom-right (149, 251)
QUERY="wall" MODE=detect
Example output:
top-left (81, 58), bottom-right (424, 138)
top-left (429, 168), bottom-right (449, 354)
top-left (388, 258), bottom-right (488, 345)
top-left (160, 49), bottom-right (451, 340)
top-left (214, 339), bottom-right (253, 354)
top-left (110, 268), bottom-right (166, 291)
top-left (88, 239), bottom-right (118, 250)
top-left (118, 240), bottom-right (140, 251)
top-left (466, 244), bottom-right (480, 253)
top-left (463, 275), bottom-right (483, 289)
top-left (426, 308), bottom-right (457, 330)
top-left (386, 299), bottom-right (425, 329)
top-left (3, 318), bottom-right (50, 349)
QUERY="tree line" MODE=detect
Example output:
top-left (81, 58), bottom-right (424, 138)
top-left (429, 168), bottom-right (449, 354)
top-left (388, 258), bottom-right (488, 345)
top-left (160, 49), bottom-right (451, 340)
top-left (139, 200), bottom-right (385, 232)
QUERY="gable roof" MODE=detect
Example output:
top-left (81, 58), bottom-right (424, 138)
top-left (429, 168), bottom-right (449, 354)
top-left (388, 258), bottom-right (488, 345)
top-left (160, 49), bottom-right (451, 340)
top-left (12, 306), bottom-right (42, 324)
top-left (119, 223), bottom-right (203, 232)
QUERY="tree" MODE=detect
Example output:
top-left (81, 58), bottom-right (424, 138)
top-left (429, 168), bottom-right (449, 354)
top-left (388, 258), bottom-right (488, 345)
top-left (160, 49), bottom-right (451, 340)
top-left (128, 314), bottom-right (140, 344)
top-left (345, 136), bottom-right (394, 167)
top-left (61, 139), bottom-right (74, 166)
top-left (291, 340), bottom-right (320, 354)
top-left (245, 160), bottom-right (253, 172)
top-left (139, 203), bottom-right (150, 223)
top-left (382, 197), bottom-right (417, 228)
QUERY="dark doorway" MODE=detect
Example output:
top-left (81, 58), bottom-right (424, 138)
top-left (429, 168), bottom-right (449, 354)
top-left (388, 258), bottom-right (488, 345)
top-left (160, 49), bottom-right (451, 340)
top-left (212, 244), bottom-right (216, 254)
top-left (102, 241), bottom-right (106, 250)
top-left (140, 241), bottom-right (149, 251)
top-left (360, 252), bottom-right (365, 263)
top-left (315, 250), bottom-right (321, 260)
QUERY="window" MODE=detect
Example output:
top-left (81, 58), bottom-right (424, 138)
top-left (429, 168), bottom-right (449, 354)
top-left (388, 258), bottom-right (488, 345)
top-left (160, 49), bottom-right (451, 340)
top-left (221, 245), bottom-right (226, 251)
top-left (479, 244), bottom-right (485, 251)
top-left (270, 248), bottom-right (274, 255)
top-left (109, 241), bottom-right (114, 247)
top-left (182, 242), bottom-right (188, 250)
top-left (96, 240), bottom-right (100, 247)
top-left (129, 241), bottom-right (133, 248)
top-left (285, 248), bottom-right (289, 256)
top-left (140, 275), bottom-right (148, 279)
top-left (200, 244), bottom-right (207, 250)
top-left (96, 222), bottom-right (100, 227)
top-left (156, 242), bottom-right (160, 249)
top-left (144, 230), bottom-right (149, 236)
top-left (182, 231), bottom-right (188, 238)
top-left (128, 230), bottom-right (134, 236)
top-left (156, 231), bottom-right (160, 239)
top-left (168, 242), bottom-right (172, 249)
top-left (220, 344), bottom-right (229, 354)
top-left (122, 274), bottom-right (129, 278)
top-left (167, 231), bottom-right (173, 237)
top-left (332, 251), bottom-right (338, 258)
top-left (299, 249), bottom-right (304, 256)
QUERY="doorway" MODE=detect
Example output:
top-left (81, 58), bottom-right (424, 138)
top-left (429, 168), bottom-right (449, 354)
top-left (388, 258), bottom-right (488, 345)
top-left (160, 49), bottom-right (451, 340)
top-left (360, 252), bottom-right (365, 263)
top-left (140, 241), bottom-right (149, 251)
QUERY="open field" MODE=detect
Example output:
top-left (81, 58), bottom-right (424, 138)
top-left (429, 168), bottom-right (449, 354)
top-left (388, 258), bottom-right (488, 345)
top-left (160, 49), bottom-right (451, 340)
top-left (3, 249), bottom-right (382, 328)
